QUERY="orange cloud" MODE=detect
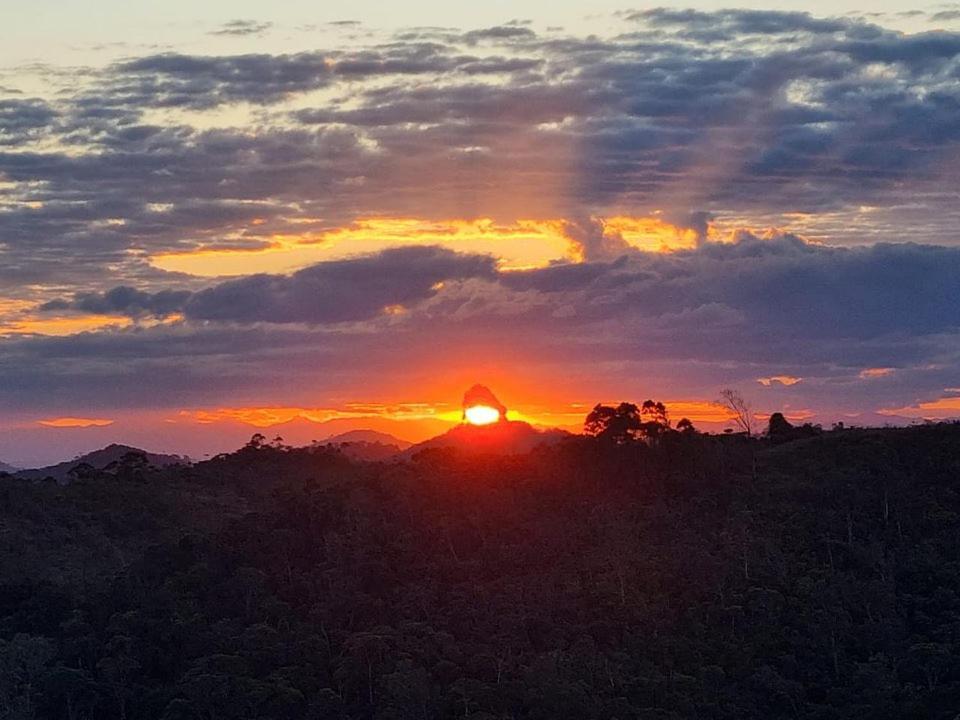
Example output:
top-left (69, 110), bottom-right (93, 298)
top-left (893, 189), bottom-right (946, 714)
top-left (879, 395), bottom-right (960, 419)
top-left (603, 215), bottom-right (701, 252)
top-left (664, 400), bottom-right (737, 424)
top-left (150, 217), bottom-right (577, 276)
top-left (177, 402), bottom-right (457, 428)
top-left (175, 397), bottom-right (745, 433)
top-left (859, 367), bottom-right (894, 379)
top-left (148, 215), bottom-right (712, 278)
top-left (1, 314), bottom-right (133, 337)
top-left (37, 417), bottom-right (114, 428)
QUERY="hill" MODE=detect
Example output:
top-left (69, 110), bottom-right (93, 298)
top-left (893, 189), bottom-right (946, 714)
top-left (1, 424), bottom-right (959, 718)
top-left (403, 418), bottom-right (570, 458)
top-left (0, 460), bottom-right (18, 474)
top-left (310, 429), bottom-right (413, 461)
top-left (323, 428), bottom-right (412, 449)
top-left (14, 443), bottom-right (189, 482)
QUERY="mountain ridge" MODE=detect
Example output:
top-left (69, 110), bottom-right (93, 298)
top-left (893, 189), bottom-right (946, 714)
top-left (14, 443), bottom-right (190, 482)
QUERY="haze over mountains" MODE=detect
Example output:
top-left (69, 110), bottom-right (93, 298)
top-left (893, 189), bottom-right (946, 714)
top-left (0, 414), bottom-right (453, 469)
top-left (11, 444), bottom-right (189, 482)
top-left (1, 421), bottom-right (574, 479)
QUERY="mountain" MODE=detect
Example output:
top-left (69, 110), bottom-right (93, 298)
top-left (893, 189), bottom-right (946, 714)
top-left (403, 420), bottom-right (571, 458)
top-left (318, 429), bottom-right (414, 461)
top-left (15, 444), bottom-right (189, 482)
top-left (0, 460), bottom-right (18, 474)
top-left (322, 429), bottom-right (413, 449)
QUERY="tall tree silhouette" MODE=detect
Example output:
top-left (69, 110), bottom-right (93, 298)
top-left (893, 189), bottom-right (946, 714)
top-left (584, 402), bottom-right (642, 443)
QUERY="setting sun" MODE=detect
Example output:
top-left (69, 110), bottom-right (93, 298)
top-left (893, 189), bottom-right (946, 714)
top-left (464, 405), bottom-right (501, 426)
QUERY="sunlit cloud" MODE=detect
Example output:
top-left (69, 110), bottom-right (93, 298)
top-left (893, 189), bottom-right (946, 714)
top-left (149, 217), bottom-right (581, 277)
top-left (171, 397), bottom-right (745, 434)
top-left (860, 367), bottom-right (895, 379)
top-left (146, 215), bottom-right (712, 278)
top-left (0, 314), bottom-right (134, 337)
top-left (879, 395), bottom-right (960, 419)
top-left (37, 417), bottom-right (114, 428)
top-left (604, 216), bottom-right (703, 253)
top-left (757, 375), bottom-right (802, 387)
top-left (177, 402), bottom-right (459, 428)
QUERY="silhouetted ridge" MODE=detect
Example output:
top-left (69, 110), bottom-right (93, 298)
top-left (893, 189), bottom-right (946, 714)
top-left (14, 443), bottom-right (189, 482)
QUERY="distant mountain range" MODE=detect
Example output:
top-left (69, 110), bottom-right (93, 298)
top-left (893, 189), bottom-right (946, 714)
top-left (403, 420), bottom-right (571, 458)
top-left (4, 423), bottom-right (570, 481)
top-left (14, 444), bottom-right (190, 482)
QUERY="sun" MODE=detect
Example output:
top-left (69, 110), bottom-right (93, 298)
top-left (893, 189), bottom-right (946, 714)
top-left (464, 404), bottom-right (501, 426)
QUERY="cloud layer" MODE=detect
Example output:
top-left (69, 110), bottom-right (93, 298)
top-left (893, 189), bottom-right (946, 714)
top-left (7, 235), bottom-right (959, 424)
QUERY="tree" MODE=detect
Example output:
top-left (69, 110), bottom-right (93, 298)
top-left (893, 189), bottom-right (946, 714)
top-left (676, 418), bottom-right (697, 434)
top-left (719, 388), bottom-right (755, 436)
top-left (245, 433), bottom-right (267, 451)
top-left (640, 400), bottom-right (670, 438)
top-left (584, 403), bottom-right (642, 444)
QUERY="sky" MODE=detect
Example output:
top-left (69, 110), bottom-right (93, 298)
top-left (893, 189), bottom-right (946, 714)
top-left (2, 2), bottom-right (960, 466)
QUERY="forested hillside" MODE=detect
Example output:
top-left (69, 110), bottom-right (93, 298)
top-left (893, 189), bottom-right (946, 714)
top-left (1, 424), bottom-right (959, 719)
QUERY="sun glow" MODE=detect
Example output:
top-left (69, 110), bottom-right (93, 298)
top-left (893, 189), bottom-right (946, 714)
top-left (464, 405), bottom-right (501, 426)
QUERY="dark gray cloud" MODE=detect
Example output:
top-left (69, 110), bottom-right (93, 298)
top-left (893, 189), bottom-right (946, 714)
top-left (108, 52), bottom-right (335, 108)
top-left (97, 41), bottom-right (538, 111)
top-left (184, 246), bottom-right (497, 323)
top-left (40, 286), bottom-right (192, 319)
top-left (41, 246), bottom-right (498, 324)
top-left (628, 8), bottom-right (858, 37)
top-left (0, 98), bottom-right (57, 145)
top-left (462, 25), bottom-right (537, 45)
top-left (502, 234), bottom-right (960, 341)
top-left (209, 20), bottom-right (274, 37)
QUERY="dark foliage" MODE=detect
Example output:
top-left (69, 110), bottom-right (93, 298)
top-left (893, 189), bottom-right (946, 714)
top-left (2, 424), bottom-right (960, 718)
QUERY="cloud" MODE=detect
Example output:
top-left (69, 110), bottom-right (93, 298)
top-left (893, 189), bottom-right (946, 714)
top-left (42, 246), bottom-right (498, 325)
top-left (107, 53), bottom-right (336, 108)
top-left (6, 234), bottom-right (958, 423)
top-left (628, 8), bottom-right (857, 37)
top-left (41, 286), bottom-right (192, 319)
top-left (0, 98), bottom-right (57, 145)
top-left (758, 376), bottom-right (802, 386)
top-left (880, 395), bottom-right (960, 419)
top-left (860, 367), bottom-right (895, 379)
top-left (462, 25), bottom-right (537, 45)
top-left (37, 417), bottom-right (114, 428)
top-left (3, 9), bottom-right (960, 304)
top-left (209, 20), bottom-right (274, 37)
top-left (184, 245), bottom-right (497, 324)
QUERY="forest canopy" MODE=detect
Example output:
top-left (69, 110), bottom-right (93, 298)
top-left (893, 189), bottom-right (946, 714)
top-left (0, 420), bottom-right (959, 718)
